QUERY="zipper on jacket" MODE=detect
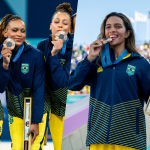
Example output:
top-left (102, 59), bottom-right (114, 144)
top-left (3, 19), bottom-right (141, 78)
top-left (106, 65), bottom-right (115, 143)
top-left (17, 59), bottom-right (23, 117)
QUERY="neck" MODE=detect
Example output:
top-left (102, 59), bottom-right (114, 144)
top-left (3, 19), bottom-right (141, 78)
top-left (52, 34), bottom-right (55, 41)
top-left (111, 43), bottom-right (125, 58)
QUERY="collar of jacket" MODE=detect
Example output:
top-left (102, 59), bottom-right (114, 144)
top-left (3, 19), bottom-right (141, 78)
top-left (130, 52), bottom-right (142, 58)
top-left (109, 47), bottom-right (142, 62)
top-left (111, 52), bottom-right (142, 64)
top-left (48, 33), bottom-right (73, 49)
top-left (96, 51), bottom-right (142, 67)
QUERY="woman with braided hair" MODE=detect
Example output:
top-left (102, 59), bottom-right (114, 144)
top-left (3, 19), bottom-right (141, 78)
top-left (37, 3), bottom-right (74, 150)
top-left (0, 14), bottom-right (46, 150)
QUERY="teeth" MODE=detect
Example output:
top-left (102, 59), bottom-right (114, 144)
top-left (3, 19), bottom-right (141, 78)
top-left (110, 35), bottom-right (117, 38)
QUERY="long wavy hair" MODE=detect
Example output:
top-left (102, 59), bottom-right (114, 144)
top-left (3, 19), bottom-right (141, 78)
top-left (97, 12), bottom-right (139, 66)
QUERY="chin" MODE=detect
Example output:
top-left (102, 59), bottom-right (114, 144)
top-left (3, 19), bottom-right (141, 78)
top-left (15, 42), bottom-right (23, 46)
top-left (109, 42), bottom-right (117, 46)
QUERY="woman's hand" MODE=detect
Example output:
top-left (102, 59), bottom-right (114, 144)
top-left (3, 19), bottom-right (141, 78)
top-left (87, 40), bottom-right (102, 62)
top-left (51, 38), bottom-right (63, 56)
top-left (1, 46), bottom-right (12, 69)
top-left (27, 123), bottom-right (39, 145)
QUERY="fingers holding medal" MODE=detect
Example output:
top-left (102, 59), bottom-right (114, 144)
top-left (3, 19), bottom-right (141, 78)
top-left (1, 39), bottom-right (15, 67)
top-left (51, 31), bottom-right (67, 56)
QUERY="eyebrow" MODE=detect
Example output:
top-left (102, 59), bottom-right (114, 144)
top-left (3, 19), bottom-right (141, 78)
top-left (105, 23), bottom-right (123, 26)
top-left (55, 18), bottom-right (69, 21)
top-left (11, 27), bottom-right (26, 30)
top-left (11, 27), bottom-right (25, 29)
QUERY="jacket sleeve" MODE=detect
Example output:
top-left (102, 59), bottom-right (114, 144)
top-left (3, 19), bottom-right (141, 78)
top-left (49, 50), bottom-right (72, 88)
top-left (69, 57), bottom-right (96, 91)
top-left (0, 61), bottom-right (10, 93)
top-left (32, 51), bottom-right (45, 123)
top-left (140, 61), bottom-right (150, 104)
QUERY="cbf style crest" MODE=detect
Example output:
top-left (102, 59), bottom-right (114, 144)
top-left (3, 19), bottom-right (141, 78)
top-left (21, 64), bottom-right (29, 74)
top-left (60, 59), bottom-right (66, 66)
top-left (9, 116), bottom-right (14, 124)
top-left (126, 64), bottom-right (136, 76)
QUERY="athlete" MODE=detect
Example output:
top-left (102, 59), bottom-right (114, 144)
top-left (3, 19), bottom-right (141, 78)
top-left (69, 12), bottom-right (150, 150)
top-left (0, 14), bottom-right (46, 150)
top-left (37, 3), bottom-right (73, 150)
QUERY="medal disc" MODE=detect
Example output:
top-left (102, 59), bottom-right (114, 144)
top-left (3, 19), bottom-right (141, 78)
top-left (55, 31), bottom-right (67, 42)
top-left (3, 38), bottom-right (15, 50)
top-left (102, 38), bottom-right (112, 44)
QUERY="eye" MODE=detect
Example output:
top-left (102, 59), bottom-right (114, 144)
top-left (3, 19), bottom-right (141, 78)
top-left (63, 23), bottom-right (68, 25)
top-left (12, 29), bottom-right (17, 32)
top-left (116, 25), bottom-right (121, 28)
top-left (21, 29), bottom-right (26, 33)
top-left (105, 26), bottom-right (110, 29)
top-left (22, 30), bottom-right (25, 33)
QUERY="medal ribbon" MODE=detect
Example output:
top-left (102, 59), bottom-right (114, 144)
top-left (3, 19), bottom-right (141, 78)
top-left (101, 42), bottom-right (128, 68)
top-left (60, 32), bottom-right (69, 56)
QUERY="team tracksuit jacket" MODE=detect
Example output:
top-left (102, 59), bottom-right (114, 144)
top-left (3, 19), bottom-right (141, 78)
top-left (69, 51), bottom-right (150, 150)
top-left (37, 34), bottom-right (73, 116)
top-left (0, 42), bottom-right (45, 123)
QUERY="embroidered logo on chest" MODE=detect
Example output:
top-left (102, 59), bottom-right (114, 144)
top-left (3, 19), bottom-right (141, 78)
top-left (97, 66), bottom-right (103, 73)
top-left (126, 64), bottom-right (136, 76)
top-left (21, 64), bottom-right (29, 74)
top-left (60, 59), bottom-right (66, 66)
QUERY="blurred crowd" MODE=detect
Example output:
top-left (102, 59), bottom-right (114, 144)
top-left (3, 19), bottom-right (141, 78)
top-left (137, 42), bottom-right (150, 62)
top-left (71, 43), bottom-right (90, 70)
top-left (68, 42), bottom-right (150, 95)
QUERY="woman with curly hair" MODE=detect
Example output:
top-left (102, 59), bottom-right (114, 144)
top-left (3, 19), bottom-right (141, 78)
top-left (37, 3), bottom-right (74, 150)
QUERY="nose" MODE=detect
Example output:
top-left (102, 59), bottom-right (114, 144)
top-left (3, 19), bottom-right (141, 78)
top-left (58, 22), bottom-right (63, 28)
top-left (17, 30), bottom-right (22, 36)
top-left (109, 26), bottom-right (116, 33)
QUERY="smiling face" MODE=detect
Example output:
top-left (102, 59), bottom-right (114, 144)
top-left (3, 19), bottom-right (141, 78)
top-left (50, 12), bottom-right (71, 41)
top-left (3, 19), bottom-right (26, 50)
top-left (105, 16), bottom-right (130, 49)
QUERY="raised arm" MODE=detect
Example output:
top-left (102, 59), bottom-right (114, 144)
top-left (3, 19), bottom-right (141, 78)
top-left (0, 47), bottom-right (12, 93)
top-left (69, 40), bottom-right (102, 91)
top-left (69, 57), bottom-right (95, 91)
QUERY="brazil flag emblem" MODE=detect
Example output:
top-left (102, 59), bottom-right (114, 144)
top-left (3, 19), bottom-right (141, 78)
top-left (126, 64), bottom-right (136, 76)
top-left (21, 64), bottom-right (29, 74)
top-left (60, 59), bottom-right (66, 66)
top-left (9, 116), bottom-right (14, 124)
